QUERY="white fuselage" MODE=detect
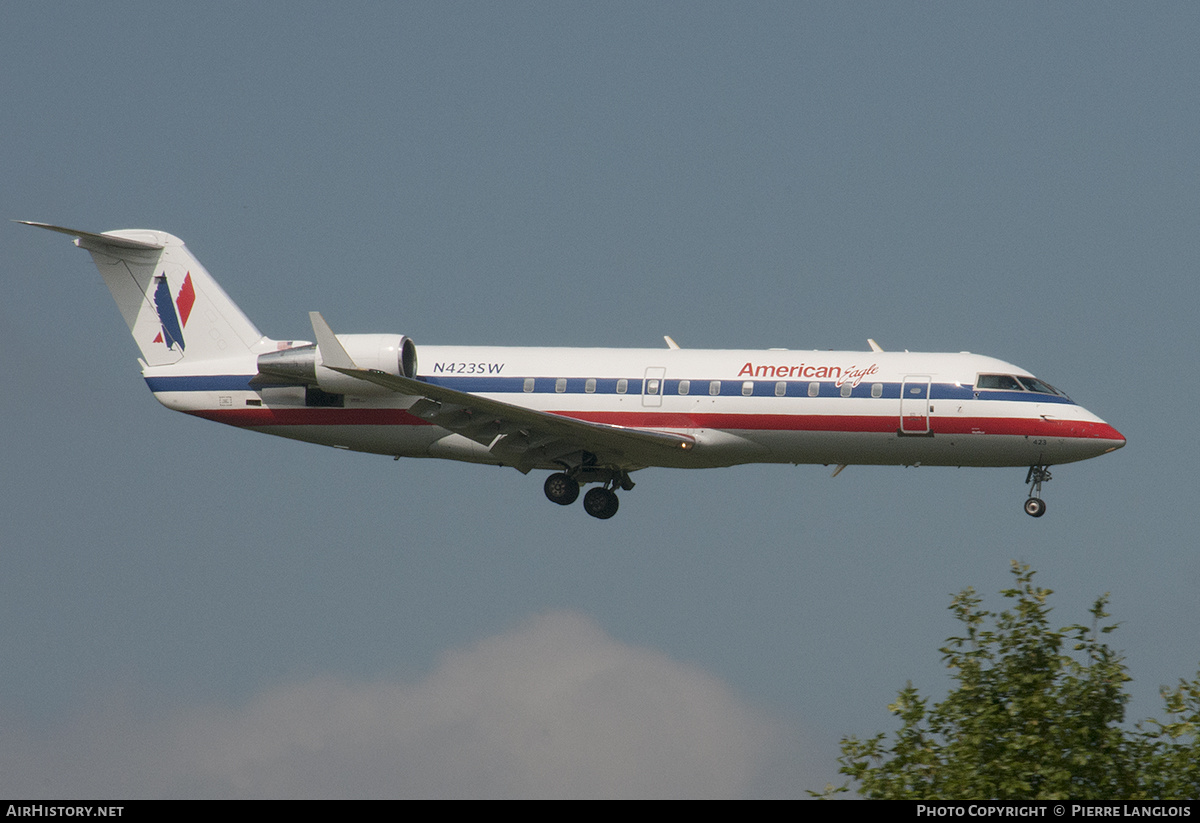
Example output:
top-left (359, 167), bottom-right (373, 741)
top-left (144, 345), bottom-right (1125, 472)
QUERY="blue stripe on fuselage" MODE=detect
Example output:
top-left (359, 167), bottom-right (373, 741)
top-left (144, 373), bottom-right (1075, 404)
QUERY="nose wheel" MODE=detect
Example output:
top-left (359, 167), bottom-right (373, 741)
top-left (1024, 465), bottom-right (1051, 518)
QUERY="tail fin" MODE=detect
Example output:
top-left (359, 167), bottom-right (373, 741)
top-left (21, 222), bottom-right (265, 365)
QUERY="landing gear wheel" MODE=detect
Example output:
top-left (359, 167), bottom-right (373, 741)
top-left (583, 487), bottom-right (620, 519)
top-left (1023, 465), bottom-right (1052, 518)
top-left (544, 472), bottom-right (579, 506)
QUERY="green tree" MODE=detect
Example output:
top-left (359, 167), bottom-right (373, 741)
top-left (814, 562), bottom-right (1200, 799)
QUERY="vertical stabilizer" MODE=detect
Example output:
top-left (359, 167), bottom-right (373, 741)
top-left (21, 222), bottom-right (264, 365)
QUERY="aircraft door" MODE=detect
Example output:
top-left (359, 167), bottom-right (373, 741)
top-left (642, 367), bottom-right (665, 407)
top-left (900, 375), bottom-right (931, 434)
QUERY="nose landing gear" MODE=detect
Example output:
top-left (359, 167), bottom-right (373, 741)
top-left (1024, 465), bottom-right (1051, 518)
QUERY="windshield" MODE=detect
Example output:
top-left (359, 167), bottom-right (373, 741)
top-left (1016, 375), bottom-right (1068, 399)
top-left (975, 373), bottom-right (1070, 400)
top-left (975, 374), bottom-right (1023, 391)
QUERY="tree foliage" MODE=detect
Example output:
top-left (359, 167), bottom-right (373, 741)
top-left (814, 562), bottom-right (1200, 799)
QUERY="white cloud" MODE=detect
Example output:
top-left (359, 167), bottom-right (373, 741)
top-left (3, 611), bottom-right (786, 798)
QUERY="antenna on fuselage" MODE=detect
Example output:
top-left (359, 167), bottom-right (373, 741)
top-left (664, 336), bottom-right (681, 350)
top-left (868, 339), bottom-right (884, 352)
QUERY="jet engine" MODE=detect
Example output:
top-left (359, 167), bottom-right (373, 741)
top-left (257, 334), bottom-right (417, 396)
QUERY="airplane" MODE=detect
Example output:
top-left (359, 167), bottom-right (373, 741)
top-left (21, 221), bottom-right (1125, 519)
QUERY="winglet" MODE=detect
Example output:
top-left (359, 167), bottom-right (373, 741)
top-left (309, 311), bottom-right (358, 369)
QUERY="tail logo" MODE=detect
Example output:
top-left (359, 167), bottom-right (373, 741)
top-left (151, 272), bottom-right (195, 351)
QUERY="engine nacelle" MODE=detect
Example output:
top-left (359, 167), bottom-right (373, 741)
top-left (257, 334), bottom-right (417, 397)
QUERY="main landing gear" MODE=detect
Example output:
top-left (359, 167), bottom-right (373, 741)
top-left (543, 472), bottom-right (579, 506)
top-left (543, 469), bottom-right (631, 520)
top-left (1024, 465), bottom-right (1051, 518)
top-left (583, 487), bottom-right (620, 520)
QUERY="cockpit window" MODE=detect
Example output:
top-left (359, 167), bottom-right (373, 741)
top-left (1016, 376), bottom-right (1067, 398)
top-left (976, 373), bottom-right (1069, 399)
top-left (976, 374), bottom-right (1024, 391)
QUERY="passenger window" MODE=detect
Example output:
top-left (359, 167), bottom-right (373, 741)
top-left (585, 378), bottom-right (596, 393)
top-left (871, 383), bottom-right (883, 398)
top-left (709, 381), bottom-right (721, 396)
top-left (775, 381), bottom-right (786, 397)
top-left (808, 382), bottom-right (819, 397)
top-left (742, 381), bottom-right (754, 396)
top-left (523, 378), bottom-right (535, 392)
top-left (678, 380), bottom-right (690, 395)
top-left (840, 383), bottom-right (853, 397)
top-left (555, 378), bottom-right (567, 393)
top-left (617, 379), bottom-right (628, 394)
top-left (646, 379), bottom-right (660, 395)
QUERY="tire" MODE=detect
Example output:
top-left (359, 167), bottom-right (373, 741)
top-left (1024, 498), bottom-right (1046, 518)
top-left (544, 473), bottom-right (579, 506)
top-left (583, 487), bottom-right (619, 519)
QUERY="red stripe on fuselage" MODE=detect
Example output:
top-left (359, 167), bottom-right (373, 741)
top-left (186, 406), bottom-right (1123, 442)
top-left (188, 408), bottom-right (432, 426)
top-left (559, 411), bottom-right (1122, 440)
top-left (930, 418), bottom-right (1124, 440)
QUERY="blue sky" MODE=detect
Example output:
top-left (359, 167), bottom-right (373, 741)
top-left (3, 3), bottom-right (1198, 797)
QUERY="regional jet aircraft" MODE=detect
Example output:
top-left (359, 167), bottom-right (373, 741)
top-left (22, 223), bottom-right (1125, 519)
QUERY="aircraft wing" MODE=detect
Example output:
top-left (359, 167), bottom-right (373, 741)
top-left (310, 313), bottom-right (695, 473)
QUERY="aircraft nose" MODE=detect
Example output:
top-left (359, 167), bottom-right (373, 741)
top-left (1096, 422), bottom-right (1126, 452)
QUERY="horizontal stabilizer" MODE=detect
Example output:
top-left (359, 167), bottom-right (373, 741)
top-left (17, 221), bottom-right (165, 250)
